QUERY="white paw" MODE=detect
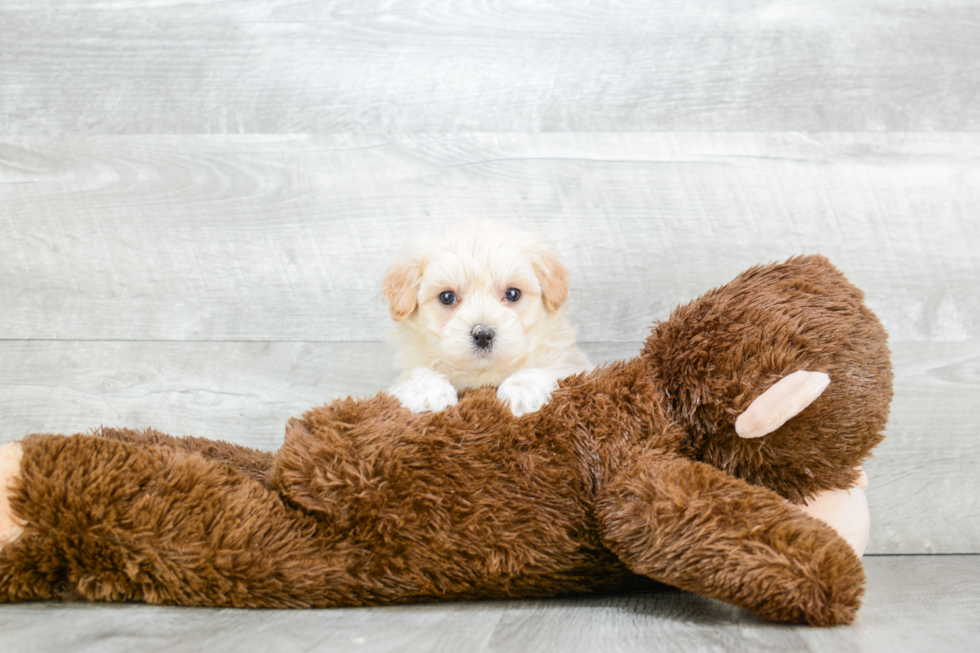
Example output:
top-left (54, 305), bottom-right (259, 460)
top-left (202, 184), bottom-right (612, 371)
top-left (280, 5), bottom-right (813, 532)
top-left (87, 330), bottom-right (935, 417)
top-left (497, 368), bottom-right (558, 417)
top-left (389, 368), bottom-right (458, 413)
top-left (0, 441), bottom-right (25, 550)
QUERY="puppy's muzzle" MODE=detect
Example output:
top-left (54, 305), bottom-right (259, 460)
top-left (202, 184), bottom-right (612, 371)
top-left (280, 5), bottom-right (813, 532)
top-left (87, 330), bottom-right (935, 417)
top-left (471, 325), bottom-right (495, 352)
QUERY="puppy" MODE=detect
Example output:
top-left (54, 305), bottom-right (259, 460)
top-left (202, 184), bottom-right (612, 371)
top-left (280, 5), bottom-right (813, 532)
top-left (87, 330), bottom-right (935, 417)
top-left (382, 219), bottom-right (590, 416)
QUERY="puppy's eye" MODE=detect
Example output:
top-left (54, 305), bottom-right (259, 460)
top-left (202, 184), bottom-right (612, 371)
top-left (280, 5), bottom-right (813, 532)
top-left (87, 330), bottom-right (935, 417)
top-left (439, 291), bottom-right (457, 306)
top-left (504, 288), bottom-right (521, 302)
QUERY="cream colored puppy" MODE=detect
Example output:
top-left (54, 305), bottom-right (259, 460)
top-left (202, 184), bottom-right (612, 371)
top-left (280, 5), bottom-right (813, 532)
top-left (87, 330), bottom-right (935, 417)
top-left (383, 219), bottom-right (590, 416)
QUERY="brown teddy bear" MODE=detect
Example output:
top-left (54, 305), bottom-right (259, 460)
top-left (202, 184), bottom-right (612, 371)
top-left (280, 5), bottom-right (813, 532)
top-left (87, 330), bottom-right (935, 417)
top-left (0, 255), bottom-right (892, 626)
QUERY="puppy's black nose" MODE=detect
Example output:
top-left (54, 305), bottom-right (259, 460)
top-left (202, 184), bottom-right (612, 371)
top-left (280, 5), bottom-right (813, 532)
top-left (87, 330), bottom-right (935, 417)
top-left (471, 325), bottom-right (495, 350)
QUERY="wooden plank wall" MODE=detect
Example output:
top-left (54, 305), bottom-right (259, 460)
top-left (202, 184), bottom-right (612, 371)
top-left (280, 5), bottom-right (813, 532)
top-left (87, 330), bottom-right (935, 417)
top-left (1, 0), bottom-right (977, 555)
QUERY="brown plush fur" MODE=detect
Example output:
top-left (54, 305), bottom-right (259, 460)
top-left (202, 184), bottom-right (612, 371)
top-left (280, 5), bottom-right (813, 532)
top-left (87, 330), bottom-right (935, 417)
top-left (0, 256), bottom-right (891, 625)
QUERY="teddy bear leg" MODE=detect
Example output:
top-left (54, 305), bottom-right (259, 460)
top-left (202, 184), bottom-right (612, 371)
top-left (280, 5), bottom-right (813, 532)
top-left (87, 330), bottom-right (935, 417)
top-left (596, 449), bottom-right (865, 626)
top-left (0, 434), bottom-right (377, 607)
top-left (93, 427), bottom-right (275, 485)
top-left (0, 440), bottom-right (63, 603)
top-left (0, 442), bottom-right (25, 550)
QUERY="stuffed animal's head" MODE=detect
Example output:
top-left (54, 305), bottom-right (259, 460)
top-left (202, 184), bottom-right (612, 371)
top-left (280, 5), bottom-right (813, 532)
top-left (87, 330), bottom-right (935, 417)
top-left (640, 255), bottom-right (892, 502)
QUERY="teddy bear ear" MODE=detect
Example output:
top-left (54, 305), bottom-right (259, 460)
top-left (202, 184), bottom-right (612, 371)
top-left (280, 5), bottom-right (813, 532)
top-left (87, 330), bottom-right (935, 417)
top-left (382, 255), bottom-right (422, 321)
top-left (531, 244), bottom-right (570, 313)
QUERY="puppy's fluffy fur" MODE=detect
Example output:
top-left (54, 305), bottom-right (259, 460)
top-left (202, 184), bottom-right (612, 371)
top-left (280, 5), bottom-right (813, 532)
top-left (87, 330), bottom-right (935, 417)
top-left (383, 219), bottom-right (590, 416)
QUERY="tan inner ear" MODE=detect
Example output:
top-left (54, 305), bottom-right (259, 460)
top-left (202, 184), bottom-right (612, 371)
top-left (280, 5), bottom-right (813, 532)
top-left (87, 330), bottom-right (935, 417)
top-left (382, 257), bottom-right (421, 321)
top-left (533, 248), bottom-right (569, 313)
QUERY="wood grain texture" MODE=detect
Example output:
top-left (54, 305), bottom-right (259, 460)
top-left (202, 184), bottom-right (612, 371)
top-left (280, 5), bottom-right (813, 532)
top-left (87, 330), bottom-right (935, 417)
top-left (0, 341), bottom-right (400, 445)
top-left (2, 1), bottom-right (979, 133)
top-left (1, 340), bottom-right (976, 554)
top-left (0, 556), bottom-right (976, 652)
top-left (0, 341), bottom-right (625, 448)
top-left (872, 343), bottom-right (980, 554)
top-left (2, 133), bottom-right (978, 342)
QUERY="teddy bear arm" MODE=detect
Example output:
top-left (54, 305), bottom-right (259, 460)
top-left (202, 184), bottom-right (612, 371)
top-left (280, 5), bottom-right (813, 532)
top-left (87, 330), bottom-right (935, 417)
top-left (0, 434), bottom-right (369, 607)
top-left (595, 450), bottom-right (865, 626)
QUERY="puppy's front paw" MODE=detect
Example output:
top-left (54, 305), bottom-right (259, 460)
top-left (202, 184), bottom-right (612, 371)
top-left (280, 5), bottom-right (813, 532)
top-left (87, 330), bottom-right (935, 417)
top-left (389, 368), bottom-right (458, 413)
top-left (0, 441), bottom-right (25, 551)
top-left (497, 369), bottom-right (558, 417)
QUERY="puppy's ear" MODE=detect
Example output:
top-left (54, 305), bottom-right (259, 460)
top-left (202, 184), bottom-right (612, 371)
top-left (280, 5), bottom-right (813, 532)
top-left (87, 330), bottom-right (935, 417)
top-left (382, 255), bottom-right (421, 321)
top-left (532, 246), bottom-right (569, 313)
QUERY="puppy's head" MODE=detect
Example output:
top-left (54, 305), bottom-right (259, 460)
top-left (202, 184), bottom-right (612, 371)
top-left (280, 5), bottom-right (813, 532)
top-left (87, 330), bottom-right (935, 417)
top-left (382, 219), bottom-right (570, 383)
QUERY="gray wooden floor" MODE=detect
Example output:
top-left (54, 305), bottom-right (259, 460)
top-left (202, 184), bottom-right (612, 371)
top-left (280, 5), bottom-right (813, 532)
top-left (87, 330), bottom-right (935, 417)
top-left (1, 557), bottom-right (978, 653)
top-left (2, 0), bottom-right (979, 650)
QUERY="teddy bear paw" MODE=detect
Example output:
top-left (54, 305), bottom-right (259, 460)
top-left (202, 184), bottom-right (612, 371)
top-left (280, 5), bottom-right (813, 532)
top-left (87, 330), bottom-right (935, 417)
top-left (389, 368), bottom-right (459, 413)
top-left (0, 441), bottom-right (25, 551)
top-left (801, 470), bottom-right (870, 557)
top-left (497, 368), bottom-right (558, 417)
